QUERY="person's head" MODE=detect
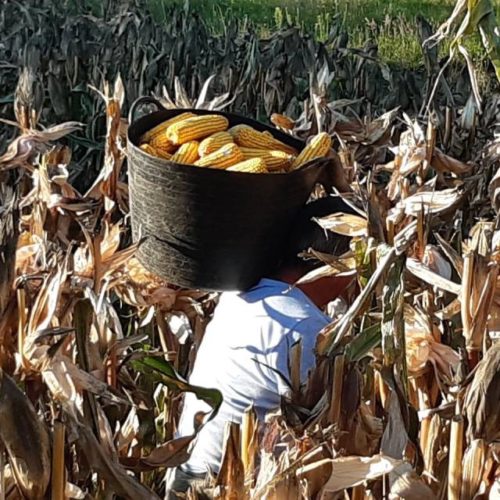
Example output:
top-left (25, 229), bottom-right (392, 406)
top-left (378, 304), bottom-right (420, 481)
top-left (273, 196), bottom-right (358, 307)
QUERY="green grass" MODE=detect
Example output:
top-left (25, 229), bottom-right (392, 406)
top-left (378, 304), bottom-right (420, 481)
top-left (69, 0), bottom-right (500, 68)
top-left (149, 0), bottom-right (459, 28)
top-left (146, 0), bottom-right (500, 67)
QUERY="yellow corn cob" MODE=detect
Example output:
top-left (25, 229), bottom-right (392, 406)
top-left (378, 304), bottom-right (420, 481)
top-left (171, 141), bottom-right (199, 164)
top-left (156, 148), bottom-right (172, 160)
top-left (291, 132), bottom-right (332, 170)
top-left (140, 112), bottom-right (195, 143)
top-left (240, 147), bottom-right (294, 172)
top-left (139, 143), bottom-right (172, 160)
top-left (150, 135), bottom-right (176, 153)
top-left (167, 115), bottom-right (229, 145)
top-left (194, 143), bottom-right (244, 169)
top-left (140, 143), bottom-right (156, 155)
top-left (271, 113), bottom-right (295, 130)
top-left (226, 158), bottom-right (268, 173)
top-left (229, 125), bottom-right (297, 155)
top-left (199, 131), bottom-right (234, 156)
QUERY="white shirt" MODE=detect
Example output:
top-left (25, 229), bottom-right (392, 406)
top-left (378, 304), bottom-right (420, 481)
top-left (176, 278), bottom-right (330, 474)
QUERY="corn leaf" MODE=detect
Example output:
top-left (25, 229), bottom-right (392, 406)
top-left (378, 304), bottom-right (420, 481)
top-left (319, 454), bottom-right (402, 494)
top-left (132, 355), bottom-right (223, 415)
top-left (345, 323), bottom-right (381, 362)
top-left (0, 371), bottom-right (51, 499)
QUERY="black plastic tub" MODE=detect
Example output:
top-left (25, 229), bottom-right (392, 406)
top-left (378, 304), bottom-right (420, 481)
top-left (127, 100), bottom-right (327, 291)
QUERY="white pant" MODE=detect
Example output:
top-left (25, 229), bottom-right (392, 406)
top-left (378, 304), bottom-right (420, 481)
top-left (164, 466), bottom-right (208, 499)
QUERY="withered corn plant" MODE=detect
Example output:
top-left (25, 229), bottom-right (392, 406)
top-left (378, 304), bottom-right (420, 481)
top-left (1, 12), bottom-right (500, 499)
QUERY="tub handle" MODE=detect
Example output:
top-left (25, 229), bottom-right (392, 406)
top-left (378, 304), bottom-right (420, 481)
top-left (128, 96), bottom-right (164, 124)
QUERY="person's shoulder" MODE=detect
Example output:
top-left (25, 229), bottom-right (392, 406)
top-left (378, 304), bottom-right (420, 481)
top-left (240, 278), bottom-right (289, 297)
top-left (240, 279), bottom-right (327, 322)
top-left (239, 279), bottom-right (298, 304)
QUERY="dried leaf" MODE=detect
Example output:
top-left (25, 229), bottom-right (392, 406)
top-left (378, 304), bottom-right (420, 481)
top-left (120, 435), bottom-right (195, 471)
top-left (318, 454), bottom-right (402, 495)
top-left (75, 421), bottom-right (159, 499)
top-left (314, 213), bottom-right (368, 237)
top-left (406, 257), bottom-right (461, 295)
top-left (0, 371), bottom-right (51, 499)
top-left (390, 187), bottom-right (466, 218)
top-left (464, 344), bottom-right (500, 442)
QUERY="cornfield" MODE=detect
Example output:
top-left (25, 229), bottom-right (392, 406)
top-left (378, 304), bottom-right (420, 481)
top-left (1, 0), bottom-right (498, 190)
top-left (2, 0), bottom-right (500, 499)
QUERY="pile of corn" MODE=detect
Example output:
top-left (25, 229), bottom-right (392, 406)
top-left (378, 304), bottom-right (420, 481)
top-left (139, 112), bottom-right (331, 173)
